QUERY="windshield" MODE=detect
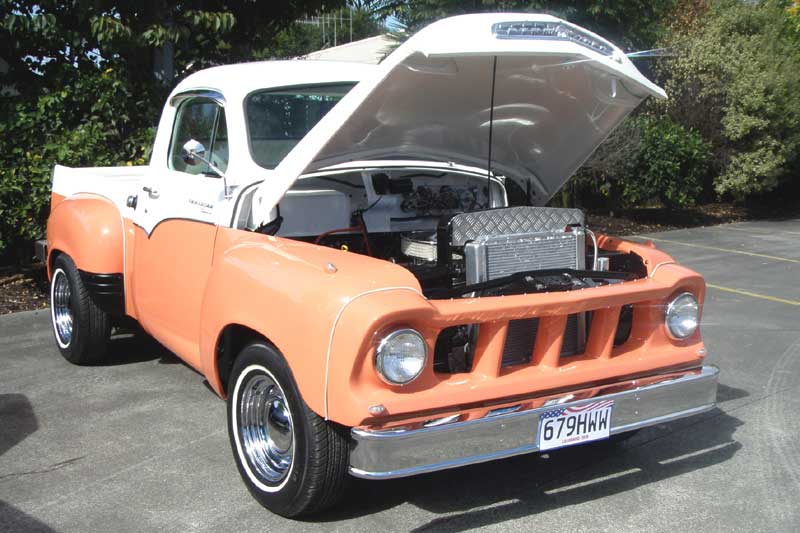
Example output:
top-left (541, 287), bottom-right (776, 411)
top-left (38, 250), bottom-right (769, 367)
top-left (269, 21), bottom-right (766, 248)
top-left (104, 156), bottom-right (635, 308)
top-left (246, 84), bottom-right (355, 169)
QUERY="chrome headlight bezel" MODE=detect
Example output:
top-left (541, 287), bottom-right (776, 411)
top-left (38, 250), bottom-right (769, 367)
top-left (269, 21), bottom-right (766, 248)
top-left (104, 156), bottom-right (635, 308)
top-left (665, 292), bottom-right (700, 340)
top-left (375, 328), bottom-right (428, 386)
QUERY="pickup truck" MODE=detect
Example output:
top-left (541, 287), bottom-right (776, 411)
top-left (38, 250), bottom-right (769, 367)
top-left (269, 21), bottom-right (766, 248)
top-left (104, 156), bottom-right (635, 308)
top-left (38, 13), bottom-right (719, 517)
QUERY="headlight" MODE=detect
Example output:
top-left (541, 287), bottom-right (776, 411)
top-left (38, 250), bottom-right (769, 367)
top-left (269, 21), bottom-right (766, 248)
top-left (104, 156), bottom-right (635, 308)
top-left (665, 292), bottom-right (700, 340)
top-left (375, 329), bottom-right (428, 385)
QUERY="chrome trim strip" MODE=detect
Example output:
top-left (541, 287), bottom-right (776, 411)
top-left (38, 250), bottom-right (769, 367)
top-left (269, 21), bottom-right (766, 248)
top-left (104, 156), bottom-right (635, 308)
top-left (169, 89), bottom-right (226, 108)
top-left (349, 365), bottom-right (719, 479)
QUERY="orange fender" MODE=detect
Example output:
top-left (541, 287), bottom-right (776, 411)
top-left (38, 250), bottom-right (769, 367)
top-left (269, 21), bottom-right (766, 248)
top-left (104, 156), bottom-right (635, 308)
top-left (197, 228), bottom-right (421, 418)
top-left (46, 193), bottom-right (125, 276)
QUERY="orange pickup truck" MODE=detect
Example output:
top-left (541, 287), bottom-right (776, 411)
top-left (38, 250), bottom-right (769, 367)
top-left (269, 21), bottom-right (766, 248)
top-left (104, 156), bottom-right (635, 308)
top-left (38, 13), bottom-right (718, 517)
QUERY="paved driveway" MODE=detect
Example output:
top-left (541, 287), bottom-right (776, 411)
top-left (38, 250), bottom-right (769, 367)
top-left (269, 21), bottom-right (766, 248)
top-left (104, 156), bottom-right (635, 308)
top-left (1, 219), bottom-right (799, 532)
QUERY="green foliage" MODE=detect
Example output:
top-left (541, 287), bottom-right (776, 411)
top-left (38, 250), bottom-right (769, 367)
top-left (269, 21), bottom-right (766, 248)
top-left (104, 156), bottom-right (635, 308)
top-left (619, 116), bottom-right (709, 208)
top-left (1, 1), bottom-right (347, 89)
top-left (577, 115), bottom-right (710, 209)
top-left (254, 7), bottom-right (382, 59)
top-left (371, 0), bottom-right (676, 49)
top-left (788, 1), bottom-right (800, 33)
top-left (0, 66), bottom-right (157, 256)
top-left (659, 0), bottom-right (800, 199)
top-left (0, 1), bottom-right (374, 261)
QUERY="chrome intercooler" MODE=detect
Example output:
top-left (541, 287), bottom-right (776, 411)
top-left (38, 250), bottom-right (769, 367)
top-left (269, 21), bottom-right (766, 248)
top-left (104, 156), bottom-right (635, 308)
top-left (452, 207), bottom-right (587, 366)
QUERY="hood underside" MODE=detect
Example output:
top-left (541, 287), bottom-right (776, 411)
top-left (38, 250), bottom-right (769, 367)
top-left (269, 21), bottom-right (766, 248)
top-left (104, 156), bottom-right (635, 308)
top-left (252, 13), bottom-right (666, 224)
top-left (308, 53), bottom-right (644, 204)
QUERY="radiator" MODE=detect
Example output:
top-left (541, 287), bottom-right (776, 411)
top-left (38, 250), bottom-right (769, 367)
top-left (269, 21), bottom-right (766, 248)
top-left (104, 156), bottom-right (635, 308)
top-left (460, 211), bottom-right (587, 366)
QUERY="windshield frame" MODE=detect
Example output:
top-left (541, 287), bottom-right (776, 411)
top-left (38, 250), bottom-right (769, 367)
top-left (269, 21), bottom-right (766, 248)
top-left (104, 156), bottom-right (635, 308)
top-left (244, 82), bottom-right (357, 170)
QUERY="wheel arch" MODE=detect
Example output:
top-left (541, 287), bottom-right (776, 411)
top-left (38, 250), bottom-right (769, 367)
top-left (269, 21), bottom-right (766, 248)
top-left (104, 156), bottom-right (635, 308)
top-left (214, 323), bottom-right (277, 398)
top-left (46, 193), bottom-right (125, 278)
top-left (198, 230), bottom-right (423, 420)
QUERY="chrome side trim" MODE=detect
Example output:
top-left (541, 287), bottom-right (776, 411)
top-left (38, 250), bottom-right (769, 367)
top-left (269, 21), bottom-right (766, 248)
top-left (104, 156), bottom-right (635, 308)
top-left (349, 365), bottom-right (719, 479)
top-left (169, 89), bottom-right (226, 108)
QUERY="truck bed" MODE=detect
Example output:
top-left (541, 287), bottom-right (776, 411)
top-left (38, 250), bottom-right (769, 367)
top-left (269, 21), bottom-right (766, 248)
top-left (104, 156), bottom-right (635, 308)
top-left (52, 164), bottom-right (149, 212)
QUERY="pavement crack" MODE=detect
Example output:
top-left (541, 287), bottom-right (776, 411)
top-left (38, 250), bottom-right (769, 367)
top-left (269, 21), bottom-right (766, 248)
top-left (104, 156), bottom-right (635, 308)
top-left (0, 455), bottom-right (85, 481)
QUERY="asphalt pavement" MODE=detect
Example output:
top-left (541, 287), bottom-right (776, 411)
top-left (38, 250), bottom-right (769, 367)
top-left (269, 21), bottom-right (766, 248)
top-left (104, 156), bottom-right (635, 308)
top-left (1, 218), bottom-right (799, 532)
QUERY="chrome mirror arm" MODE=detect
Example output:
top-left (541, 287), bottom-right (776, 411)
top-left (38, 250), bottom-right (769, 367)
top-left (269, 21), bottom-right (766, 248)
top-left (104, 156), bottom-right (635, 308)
top-left (181, 139), bottom-right (235, 199)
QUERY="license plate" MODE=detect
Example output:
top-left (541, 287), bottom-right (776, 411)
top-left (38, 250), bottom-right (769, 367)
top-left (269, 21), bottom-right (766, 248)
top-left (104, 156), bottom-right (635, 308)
top-left (538, 400), bottom-right (614, 451)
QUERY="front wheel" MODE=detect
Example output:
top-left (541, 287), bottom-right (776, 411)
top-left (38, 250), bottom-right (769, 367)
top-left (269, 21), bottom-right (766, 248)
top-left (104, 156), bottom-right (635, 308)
top-left (227, 341), bottom-right (350, 517)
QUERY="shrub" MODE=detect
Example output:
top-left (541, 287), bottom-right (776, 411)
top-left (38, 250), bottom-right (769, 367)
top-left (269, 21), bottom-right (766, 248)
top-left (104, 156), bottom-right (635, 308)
top-left (659, 0), bottom-right (800, 199)
top-left (0, 66), bottom-right (158, 261)
top-left (620, 116), bottom-right (710, 208)
top-left (576, 115), bottom-right (710, 209)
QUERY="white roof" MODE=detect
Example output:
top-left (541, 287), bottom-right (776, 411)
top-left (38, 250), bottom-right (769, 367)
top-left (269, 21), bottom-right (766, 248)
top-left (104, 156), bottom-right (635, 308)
top-left (171, 60), bottom-right (377, 101)
top-left (303, 34), bottom-right (397, 64)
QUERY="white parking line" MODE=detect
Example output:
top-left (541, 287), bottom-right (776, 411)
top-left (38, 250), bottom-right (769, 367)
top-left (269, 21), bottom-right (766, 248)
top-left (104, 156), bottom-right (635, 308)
top-left (707, 284), bottom-right (800, 306)
top-left (634, 236), bottom-right (800, 264)
top-left (713, 225), bottom-right (800, 237)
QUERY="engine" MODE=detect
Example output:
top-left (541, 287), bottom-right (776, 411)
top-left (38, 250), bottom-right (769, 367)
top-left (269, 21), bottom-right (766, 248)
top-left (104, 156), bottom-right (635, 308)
top-left (398, 206), bottom-right (587, 292)
top-left (283, 171), bottom-right (647, 375)
top-left (396, 207), bottom-right (589, 365)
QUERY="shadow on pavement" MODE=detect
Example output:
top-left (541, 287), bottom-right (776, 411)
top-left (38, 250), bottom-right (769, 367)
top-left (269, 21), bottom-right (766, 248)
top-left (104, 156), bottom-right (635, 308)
top-left (98, 332), bottom-right (180, 366)
top-left (0, 394), bottom-right (37, 457)
top-left (0, 394), bottom-right (57, 532)
top-left (313, 408), bottom-right (742, 530)
top-left (715, 383), bottom-right (749, 404)
top-left (0, 501), bottom-right (56, 532)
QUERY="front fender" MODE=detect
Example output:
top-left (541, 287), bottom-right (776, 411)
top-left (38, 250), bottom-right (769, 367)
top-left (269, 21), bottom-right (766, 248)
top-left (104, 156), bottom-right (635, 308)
top-left (46, 193), bottom-right (125, 276)
top-left (198, 230), bottom-right (421, 418)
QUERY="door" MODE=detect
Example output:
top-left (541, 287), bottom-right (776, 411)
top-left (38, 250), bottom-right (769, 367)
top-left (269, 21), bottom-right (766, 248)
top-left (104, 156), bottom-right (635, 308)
top-left (132, 96), bottom-right (230, 367)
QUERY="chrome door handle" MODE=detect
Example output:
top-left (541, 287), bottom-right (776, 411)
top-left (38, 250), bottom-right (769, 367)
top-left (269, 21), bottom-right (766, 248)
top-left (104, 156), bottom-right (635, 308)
top-left (142, 186), bottom-right (159, 198)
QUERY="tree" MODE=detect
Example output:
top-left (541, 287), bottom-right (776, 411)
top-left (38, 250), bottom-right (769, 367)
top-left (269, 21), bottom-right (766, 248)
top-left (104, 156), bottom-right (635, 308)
top-left (0, 1), bottom-right (379, 260)
top-left (1, 0), bottom-right (347, 91)
top-left (659, 0), bottom-right (800, 199)
top-left (367, 0), bottom-right (676, 50)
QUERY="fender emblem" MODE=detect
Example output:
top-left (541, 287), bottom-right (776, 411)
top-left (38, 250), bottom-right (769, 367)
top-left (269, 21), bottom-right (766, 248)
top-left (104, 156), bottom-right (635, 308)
top-left (189, 199), bottom-right (214, 210)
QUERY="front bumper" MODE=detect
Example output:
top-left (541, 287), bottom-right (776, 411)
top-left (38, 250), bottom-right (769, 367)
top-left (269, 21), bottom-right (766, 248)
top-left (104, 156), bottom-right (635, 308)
top-left (349, 365), bottom-right (719, 479)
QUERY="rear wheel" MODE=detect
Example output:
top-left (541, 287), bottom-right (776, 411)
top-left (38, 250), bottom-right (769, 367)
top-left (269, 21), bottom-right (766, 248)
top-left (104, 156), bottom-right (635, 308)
top-left (227, 341), bottom-right (350, 518)
top-left (50, 254), bottom-right (111, 364)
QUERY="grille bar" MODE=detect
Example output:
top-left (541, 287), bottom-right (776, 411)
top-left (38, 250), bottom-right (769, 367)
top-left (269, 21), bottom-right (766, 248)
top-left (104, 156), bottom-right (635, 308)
top-left (501, 314), bottom-right (584, 367)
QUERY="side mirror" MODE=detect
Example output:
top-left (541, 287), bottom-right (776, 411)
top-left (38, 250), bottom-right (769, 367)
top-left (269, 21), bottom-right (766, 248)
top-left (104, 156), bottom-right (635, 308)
top-left (178, 138), bottom-right (235, 200)
top-left (181, 139), bottom-right (206, 166)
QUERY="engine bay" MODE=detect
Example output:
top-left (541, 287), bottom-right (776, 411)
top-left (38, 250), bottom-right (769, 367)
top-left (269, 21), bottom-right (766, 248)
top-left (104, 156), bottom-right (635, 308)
top-left (261, 166), bottom-right (649, 373)
top-left (275, 167), bottom-right (647, 300)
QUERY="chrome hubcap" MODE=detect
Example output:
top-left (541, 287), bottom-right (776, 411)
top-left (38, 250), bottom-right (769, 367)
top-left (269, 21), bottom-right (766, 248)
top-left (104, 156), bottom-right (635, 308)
top-left (51, 269), bottom-right (73, 347)
top-left (239, 373), bottom-right (294, 484)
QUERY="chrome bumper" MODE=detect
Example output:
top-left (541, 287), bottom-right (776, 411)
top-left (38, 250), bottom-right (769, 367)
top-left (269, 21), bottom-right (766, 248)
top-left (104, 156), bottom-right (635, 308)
top-left (349, 365), bottom-right (719, 479)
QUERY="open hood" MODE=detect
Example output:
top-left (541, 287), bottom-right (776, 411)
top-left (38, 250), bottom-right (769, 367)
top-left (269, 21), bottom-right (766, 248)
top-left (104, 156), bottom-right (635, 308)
top-left (252, 13), bottom-right (666, 225)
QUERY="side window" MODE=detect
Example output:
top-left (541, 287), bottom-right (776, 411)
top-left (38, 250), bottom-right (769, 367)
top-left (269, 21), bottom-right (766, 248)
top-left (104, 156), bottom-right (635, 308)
top-left (169, 99), bottom-right (229, 175)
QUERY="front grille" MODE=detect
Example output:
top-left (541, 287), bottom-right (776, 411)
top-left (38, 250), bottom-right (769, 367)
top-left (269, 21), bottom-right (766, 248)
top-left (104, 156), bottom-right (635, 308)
top-left (501, 314), bottom-right (584, 367)
top-left (466, 230), bottom-right (585, 367)
top-left (434, 324), bottom-right (478, 373)
top-left (502, 318), bottom-right (539, 366)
